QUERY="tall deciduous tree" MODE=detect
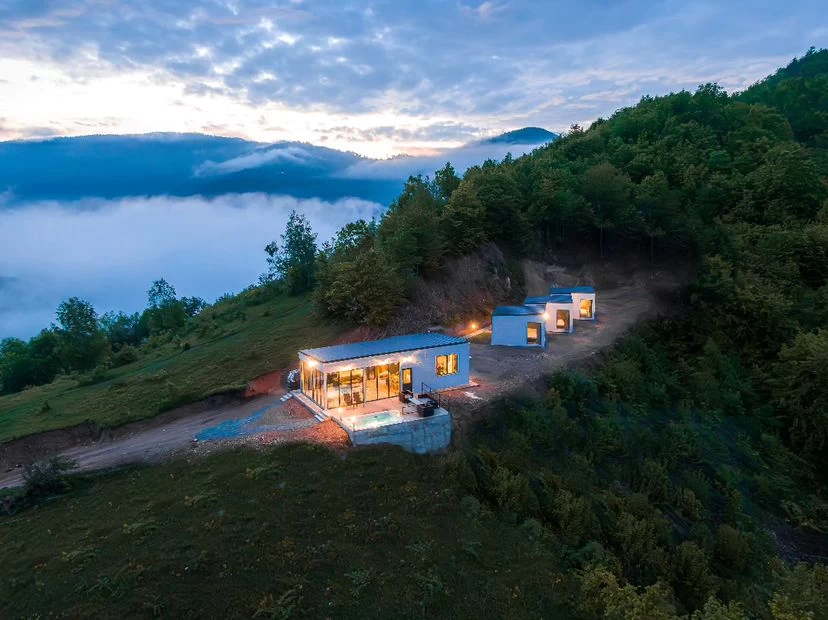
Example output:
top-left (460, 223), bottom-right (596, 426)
top-left (379, 175), bottom-right (444, 278)
top-left (318, 247), bottom-right (403, 326)
top-left (442, 180), bottom-right (486, 254)
top-left (264, 210), bottom-right (318, 294)
top-left (635, 171), bottom-right (679, 264)
top-left (582, 163), bottom-right (635, 257)
top-left (146, 279), bottom-right (187, 332)
top-left (54, 297), bottom-right (107, 371)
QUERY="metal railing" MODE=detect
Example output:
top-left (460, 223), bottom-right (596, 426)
top-left (419, 382), bottom-right (451, 412)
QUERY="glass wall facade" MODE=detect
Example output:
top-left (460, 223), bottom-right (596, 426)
top-left (300, 360), bottom-right (324, 407)
top-left (324, 363), bottom-right (400, 408)
top-left (326, 368), bottom-right (364, 408)
top-left (365, 363), bottom-right (400, 402)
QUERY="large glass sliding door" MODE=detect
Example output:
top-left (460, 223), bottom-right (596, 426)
top-left (364, 363), bottom-right (400, 402)
top-left (319, 362), bottom-right (402, 408)
top-left (326, 369), bottom-right (364, 408)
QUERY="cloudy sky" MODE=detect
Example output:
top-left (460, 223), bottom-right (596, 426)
top-left (0, 0), bottom-right (824, 157)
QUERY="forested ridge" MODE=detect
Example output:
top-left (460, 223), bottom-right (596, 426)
top-left (282, 49), bottom-right (828, 618)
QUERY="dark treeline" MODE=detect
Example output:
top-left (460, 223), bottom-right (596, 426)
top-left (0, 279), bottom-right (205, 393)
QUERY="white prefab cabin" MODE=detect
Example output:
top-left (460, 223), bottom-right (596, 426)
top-left (491, 306), bottom-right (547, 347)
top-left (298, 333), bottom-right (470, 411)
top-left (550, 286), bottom-right (596, 320)
top-left (525, 294), bottom-right (575, 334)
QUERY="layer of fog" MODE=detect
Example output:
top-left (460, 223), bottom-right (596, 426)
top-left (194, 144), bottom-right (325, 176)
top-left (193, 139), bottom-right (549, 180)
top-left (0, 193), bottom-right (382, 340)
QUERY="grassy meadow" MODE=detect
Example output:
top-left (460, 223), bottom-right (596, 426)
top-left (0, 443), bottom-right (566, 619)
top-left (0, 292), bottom-right (341, 443)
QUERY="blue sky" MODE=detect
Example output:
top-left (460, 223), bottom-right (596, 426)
top-left (0, 0), bottom-right (824, 156)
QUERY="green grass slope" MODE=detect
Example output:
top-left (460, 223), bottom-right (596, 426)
top-left (0, 292), bottom-right (340, 443)
top-left (0, 444), bottom-right (568, 619)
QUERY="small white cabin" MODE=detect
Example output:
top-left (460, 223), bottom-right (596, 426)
top-left (491, 306), bottom-right (547, 347)
top-left (525, 295), bottom-right (574, 333)
top-left (298, 333), bottom-right (470, 411)
top-left (550, 286), bottom-right (596, 321)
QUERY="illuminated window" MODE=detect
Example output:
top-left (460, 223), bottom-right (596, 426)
top-left (556, 309), bottom-right (570, 329)
top-left (580, 299), bottom-right (593, 319)
top-left (436, 353), bottom-right (459, 376)
top-left (526, 322), bottom-right (541, 344)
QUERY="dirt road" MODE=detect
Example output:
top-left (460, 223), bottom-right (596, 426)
top-left (468, 285), bottom-right (661, 397)
top-left (0, 282), bottom-right (673, 489)
top-left (0, 392), bottom-right (315, 489)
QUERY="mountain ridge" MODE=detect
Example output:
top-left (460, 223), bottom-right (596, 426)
top-left (0, 127), bottom-right (556, 206)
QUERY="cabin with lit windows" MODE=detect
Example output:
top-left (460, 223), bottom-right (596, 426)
top-left (550, 286), bottom-right (596, 320)
top-left (297, 333), bottom-right (470, 412)
top-left (524, 294), bottom-right (575, 334)
top-left (491, 286), bottom-right (596, 347)
top-left (491, 306), bottom-right (547, 347)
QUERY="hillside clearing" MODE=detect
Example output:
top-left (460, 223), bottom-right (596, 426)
top-left (1, 280), bottom-right (674, 489)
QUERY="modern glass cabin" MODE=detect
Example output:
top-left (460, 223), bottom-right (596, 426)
top-left (297, 333), bottom-right (471, 411)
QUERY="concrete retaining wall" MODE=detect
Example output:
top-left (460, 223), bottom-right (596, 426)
top-left (347, 412), bottom-right (452, 454)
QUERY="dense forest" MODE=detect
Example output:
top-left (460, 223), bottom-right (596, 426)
top-left (2, 48), bottom-right (827, 618)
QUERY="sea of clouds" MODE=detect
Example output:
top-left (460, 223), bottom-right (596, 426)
top-left (0, 193), bottom-right (382, 339)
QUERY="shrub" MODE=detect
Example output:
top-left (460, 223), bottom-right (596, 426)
top-left (490, 466), bottom-right (539, 518)
top-left (691, 597), bottom-right (747, 620)
top-left (442, 452), bottom-right (477, 495)
top-left (111, 344), bottom-right (139, 367)
top-left (23, 456), bottom-right (77, 498)
top-left (671, 542), bottom-right (717, 612)
top-left (715, 525), bottom-right (751, 572)
top-left (675, 488), bottom-right (707, 522)
top-left (638, 459), bottom-right (670, 502)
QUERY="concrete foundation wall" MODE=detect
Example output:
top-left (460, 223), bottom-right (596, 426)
top-left (348, 412), bottom-right (452, 454)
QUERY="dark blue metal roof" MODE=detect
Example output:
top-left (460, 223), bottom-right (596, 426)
top-left (299, 333), bottom-right (468, 363)
top-left (525, 294), bottom-right (573, 305)
top-left (550, 286), bottom-right (595, 294)
top-left (493, 305), bottom-right (544, 317)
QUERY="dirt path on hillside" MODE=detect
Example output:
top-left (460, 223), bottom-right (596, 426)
top-left (0, 279), bottom-right (677, 490)
top-left (0, 391), bottom-right (311, 489)
top-left (447, 283), bottom-right (676, 440)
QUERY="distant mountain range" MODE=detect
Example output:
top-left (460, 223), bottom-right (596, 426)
top-left (478, 127), bottom-right (558, 145)
top-left (0, 128), bottom-right (558, 206)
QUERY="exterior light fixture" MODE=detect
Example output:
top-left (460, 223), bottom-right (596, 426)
top-left (307, 359), bottom-right (318, 368)
top-left (470, 322), bottom-right (478, 330)
top-left (542, 312), bottom-right (549, 320)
